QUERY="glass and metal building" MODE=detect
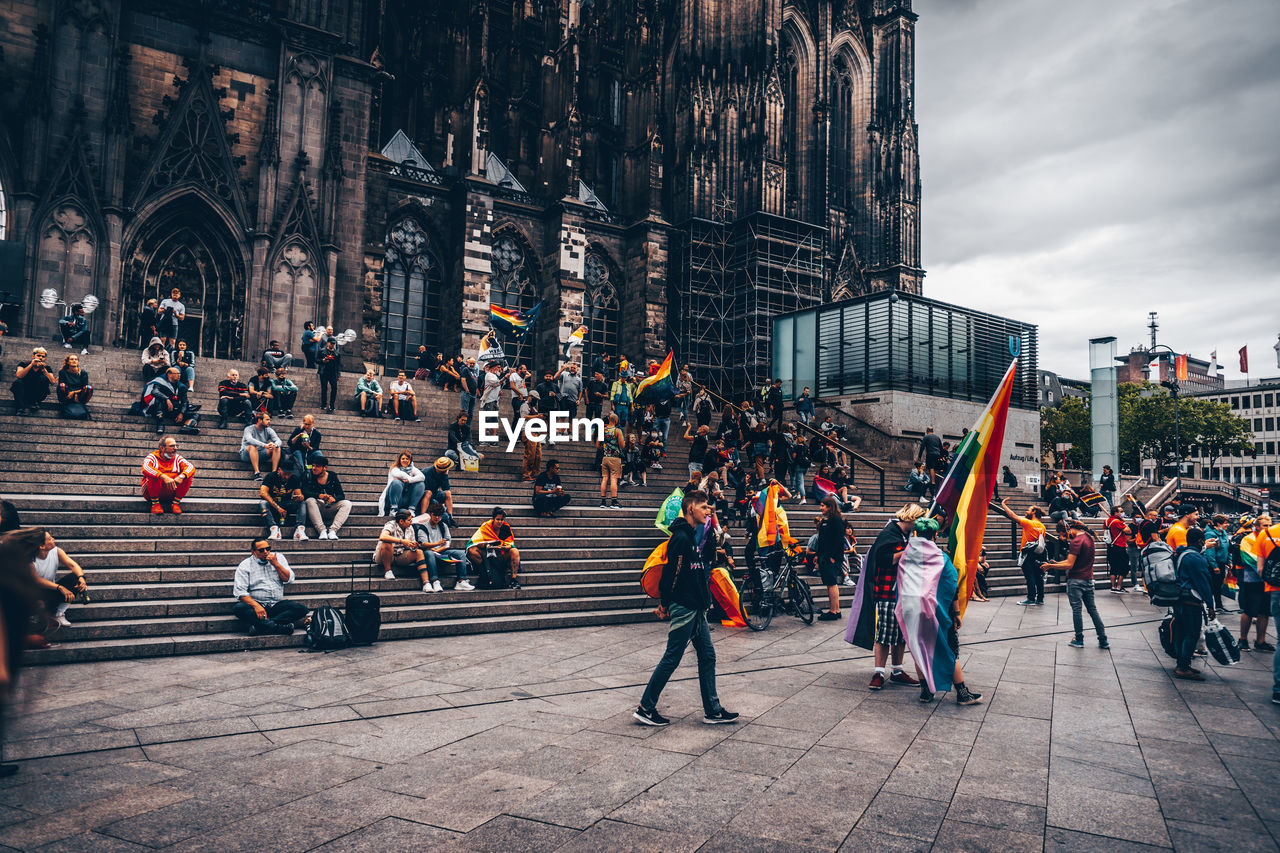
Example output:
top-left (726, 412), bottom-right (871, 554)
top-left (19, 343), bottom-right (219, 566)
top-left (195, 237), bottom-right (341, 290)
top-left (773, 291), bottom-right (1039, 409)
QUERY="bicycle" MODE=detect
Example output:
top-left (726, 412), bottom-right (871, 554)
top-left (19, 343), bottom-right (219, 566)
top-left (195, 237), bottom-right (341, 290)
top-left (737, 544), bottom-right (815, 630)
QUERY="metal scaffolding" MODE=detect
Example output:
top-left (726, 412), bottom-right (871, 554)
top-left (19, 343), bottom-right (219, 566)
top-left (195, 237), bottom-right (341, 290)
top-left (671, 208), bottom-right (826, 399)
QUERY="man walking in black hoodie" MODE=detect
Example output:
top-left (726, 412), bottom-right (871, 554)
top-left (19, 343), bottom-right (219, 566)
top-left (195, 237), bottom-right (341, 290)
top-left (634, 489), bottom-right (740, 726)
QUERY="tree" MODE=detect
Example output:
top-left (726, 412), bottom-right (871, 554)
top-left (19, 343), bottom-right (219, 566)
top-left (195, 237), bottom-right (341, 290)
top-left (1117, 382), bottom-right (1253, 477)
top-left (1191, 400), bottom-right (1254, 472)
top-left (1040, 396), bottom-right (1091, 469)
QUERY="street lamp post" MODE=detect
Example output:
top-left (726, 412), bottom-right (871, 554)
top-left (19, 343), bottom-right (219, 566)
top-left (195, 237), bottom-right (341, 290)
top-left (1145, 344), bottom-right (1183, 478)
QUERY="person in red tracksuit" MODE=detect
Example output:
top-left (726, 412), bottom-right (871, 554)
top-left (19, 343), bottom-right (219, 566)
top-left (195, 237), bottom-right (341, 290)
top-left (142, 436), bottom-right (195, 515)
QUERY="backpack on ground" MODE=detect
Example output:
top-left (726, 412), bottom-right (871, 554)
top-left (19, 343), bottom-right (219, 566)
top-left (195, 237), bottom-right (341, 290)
top-left (1142, 539), bottom-right (1181, 607)
top-left (60, 402), bottom-right (90, 420)
top-left (305, 605), bottom-right (350, 651)
top-left (1157, 612), bottom-right (1176, 659)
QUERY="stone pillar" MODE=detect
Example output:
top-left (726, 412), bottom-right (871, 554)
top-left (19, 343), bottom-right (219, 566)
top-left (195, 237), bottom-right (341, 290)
top-left (459, 183), bottom-right (495, 355)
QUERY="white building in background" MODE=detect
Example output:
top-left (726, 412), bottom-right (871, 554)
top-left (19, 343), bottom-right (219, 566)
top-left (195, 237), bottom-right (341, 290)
top-left (1186, 380), bottom-right (1280, 493)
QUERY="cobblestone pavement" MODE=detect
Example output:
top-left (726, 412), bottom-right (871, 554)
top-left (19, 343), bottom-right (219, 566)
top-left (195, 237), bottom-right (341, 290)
top-left (2, 591), bottom-right (1278, 851)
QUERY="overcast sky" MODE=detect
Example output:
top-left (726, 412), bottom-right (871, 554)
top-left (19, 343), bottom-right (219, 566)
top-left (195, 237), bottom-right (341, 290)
top-left (915, 0), bottom-right (1280, 381)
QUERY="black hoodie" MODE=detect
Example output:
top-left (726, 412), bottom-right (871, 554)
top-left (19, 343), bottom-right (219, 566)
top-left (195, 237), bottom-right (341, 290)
top-left (659, 517), bottom-right (715, 611)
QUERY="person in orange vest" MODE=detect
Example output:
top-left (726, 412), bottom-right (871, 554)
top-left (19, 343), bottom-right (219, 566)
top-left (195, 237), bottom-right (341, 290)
top-left (1256, 516), bottom-right (1280, 703)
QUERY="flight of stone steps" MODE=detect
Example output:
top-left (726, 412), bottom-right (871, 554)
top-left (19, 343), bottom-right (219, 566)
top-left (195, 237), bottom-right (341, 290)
top-left (0, 335), bottom-right (1112, 663)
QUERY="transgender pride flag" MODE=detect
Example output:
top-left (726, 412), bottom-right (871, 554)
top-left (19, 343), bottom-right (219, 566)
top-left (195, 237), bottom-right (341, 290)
top-left (894, 537), bottom-right (959, 693)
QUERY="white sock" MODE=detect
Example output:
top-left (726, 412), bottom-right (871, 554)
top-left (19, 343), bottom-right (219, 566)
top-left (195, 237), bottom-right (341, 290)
top-left (891, 666), bottom-right (904, 675)
top-left (874, 667), bottom-right (886, 676)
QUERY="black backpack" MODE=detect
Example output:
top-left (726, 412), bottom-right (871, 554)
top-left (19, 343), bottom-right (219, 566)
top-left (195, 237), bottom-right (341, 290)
top-left (1262, 530), bottom-right (1280, 587)
top-left (475, 552), bottom-right (510, 590)
top-left (305, 605), bottom-right (350, 651)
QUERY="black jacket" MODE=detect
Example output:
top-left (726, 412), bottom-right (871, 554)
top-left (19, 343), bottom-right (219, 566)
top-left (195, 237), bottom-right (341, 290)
top-left (317, 348), bottom-right (341, 378)
top-left (659, 517), bottom-right (715, 612)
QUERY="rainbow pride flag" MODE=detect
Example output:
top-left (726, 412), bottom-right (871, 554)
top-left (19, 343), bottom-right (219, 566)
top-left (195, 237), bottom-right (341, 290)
top-left (813, 475), bottom-right (837, 502)
top-left (928, 359), bottom-right (1017, 617)
top-left (895, 537), bottom-right (958, 693)
top-left (634, 350), bottom-right (676, 405)
top-left (489, 300), bottom-right (543, 339)
top-left (756, 483), bottom-right (797, 549)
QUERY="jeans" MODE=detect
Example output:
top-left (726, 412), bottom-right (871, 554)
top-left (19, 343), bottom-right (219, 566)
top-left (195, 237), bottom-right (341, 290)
top-left (232, 599), bottom-right (308, 633)
top-left (302, 343), bottom-right (318, 368)
top-left (586, 403), bottom-right (602, 421)
top-left (790, 465), bottom-right (808, 499)
top-left (445, 442), bottom-right (477, 464)
top-left (292, 449), bottom-right (321, 474)
top-left (260, 499), bottom-right (305, 531)
top-left (218, 397), bottom-right (251, 423)
top-left (1021, 555), bottom-right (1044, 602)
top-left (533, 492), bottom-right (571, 514)
top-left (798, 411), bottom-right (813, 425)
top-left (319, 375), bottom-right (338, 408)
top-left (1066, 579), bottom-right (1107, 641)
top-left (1127, 543), bottom-right (1141, 586)
top-left (1270, 592), bottom-right (1280, 692)
top-left (62, 327), bottom-right (90, 347)
top-left (304, 497), bottom-right (351, 534)
top-left (1174, 601), bottom-right (1203, 670)
top-left (614, 403), bottom-right (629, 427)
top-left (262, 353), bottom-right (293, 370)
top-left (460, 391), bottom-right (476, 419)
top-left (272, 389), bottom-right (297, 413)
top-left (639, 604), bottom-right (723, 716)
top-left (424, 549), bottom-right (468, 582)
top-left (386, 479), bottom-right (426, 514)
top-left (656, 417), bottom-right (671, 443)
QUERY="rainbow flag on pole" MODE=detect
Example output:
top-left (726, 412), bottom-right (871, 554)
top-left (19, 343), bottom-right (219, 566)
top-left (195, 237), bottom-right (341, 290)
top-left (928, 359), bottom-right (1018, 617)
top-left (489, 300), bottom-right (543, 340)
top-left (634, 350), bottom-right (677, 405)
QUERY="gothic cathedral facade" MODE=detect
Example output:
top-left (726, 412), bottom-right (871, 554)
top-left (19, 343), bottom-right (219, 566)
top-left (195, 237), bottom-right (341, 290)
top-left (0, 0), bottom-right (921, 394)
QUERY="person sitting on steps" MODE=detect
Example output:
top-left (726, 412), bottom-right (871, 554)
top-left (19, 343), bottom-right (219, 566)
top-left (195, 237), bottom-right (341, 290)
top-left (270, 366), bottom-right (298, 418)
top-left (355, 368), bottom-right (383, 417)
top-left (288, 414), bottom-right (323, 473)
top-left (260, 339), bottom-right (293, 370)
top-left (142, 366), bottom-right (198, 434)
top-left (388, 370), bottom-right (419, 421)
top-left (141, 435), bottom-right (195, 515)
top-left (232, 539), bottom-right (306, 636)
top-left (216, 369), bottom-right (252, 429)
top-left (11, 347), bottom-right (56, 415)
top-left (533, 459), bottom-right (572, 517)
top-left (301, 455), bottom-right (351, 540)
top-left (247, 366), bottom-right (274, 415)
top-left (414, 501), bottom-right (473, 591)
top-left (240, 411), bottom-right (283, 481)
top-left (56, 353), bottom-right (93, 417)
top-left (170, 339), bottom-right (196, 392)
top-left (259, 457), bottom-right (305, 541)
top-left (379, 451), bottom-right (425, 517)
top-left (375, 509), bottom-right (434, 594)
top-left (421, 457), bottom-right (455, 518)
top-left (467, 507), bottom-right (521, 589)
top-left (58, 303), bottom-right (90, 354)
top-left (141, 338), bottom-right (171, 383)
top-left (32, 531), bottom-right (87, 630)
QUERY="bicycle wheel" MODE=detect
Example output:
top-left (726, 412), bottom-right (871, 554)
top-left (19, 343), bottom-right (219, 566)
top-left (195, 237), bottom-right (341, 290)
top-left (738, 575), bottom-right (774, 632)
top-left (789, 573), bottom-right (815, 624)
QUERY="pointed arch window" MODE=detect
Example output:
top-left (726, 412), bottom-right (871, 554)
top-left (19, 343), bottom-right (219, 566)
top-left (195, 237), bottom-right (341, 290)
top-left (382, 217), bottom-right (443, 370)
top-left (831, 54), bottom-right (857, 210)
top-left (490, 233), bottom-right (540, 368)
top-left (780, 40), bottom-right (801, 217)
top-left (583, 251), bottom-right (620, 369)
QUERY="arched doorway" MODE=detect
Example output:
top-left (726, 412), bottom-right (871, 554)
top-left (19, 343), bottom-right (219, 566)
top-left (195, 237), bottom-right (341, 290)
top-left (122, 197), bottom-right (247, 357)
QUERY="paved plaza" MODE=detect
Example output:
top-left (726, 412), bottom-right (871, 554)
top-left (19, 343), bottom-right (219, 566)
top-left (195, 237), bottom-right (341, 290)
top-left (1, 592), bottom-right (1278, 852)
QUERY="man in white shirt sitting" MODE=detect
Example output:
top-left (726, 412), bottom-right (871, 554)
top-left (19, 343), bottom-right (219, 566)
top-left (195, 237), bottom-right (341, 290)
top-left (232, 539), bottom-right (306, 636)
top-left (388, 370), bottom-right (419, 422)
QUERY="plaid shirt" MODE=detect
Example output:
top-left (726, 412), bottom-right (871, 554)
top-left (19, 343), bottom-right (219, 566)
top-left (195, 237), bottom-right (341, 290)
top-left (868, 522), bottom-right (909, 602)
top-left (232, 553), bottom-right (294, 606)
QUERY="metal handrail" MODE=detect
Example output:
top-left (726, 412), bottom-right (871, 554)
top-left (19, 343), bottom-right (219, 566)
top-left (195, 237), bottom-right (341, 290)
top-left (691, 381), bottom-right (887, 506)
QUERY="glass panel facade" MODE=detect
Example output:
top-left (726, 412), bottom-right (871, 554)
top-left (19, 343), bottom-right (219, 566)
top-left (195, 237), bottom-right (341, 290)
top-left (774, 291), bottom-right (1038, 409)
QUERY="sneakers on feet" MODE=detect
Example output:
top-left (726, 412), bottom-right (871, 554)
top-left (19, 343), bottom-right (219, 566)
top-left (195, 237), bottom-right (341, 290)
top-left (817, 611), bottom-right (842, 621)
top-left (956, 690), bottom-right (984, 706)
top-left (384, 571), bottom-right (395, 580)
top-left (1174, 668), bottom-right (1205, 681)
top-left (1273, 691), bottom-right (1280, 705)
top-left (455, 580), bottom-right (475, 591)
top-left (1240, 639), bottom-right (1251, 652)
top-left (422, 584), bottom-right (433, 593)
top-left (1099, 640), bottom-right (1111, 650)
top-left (633, 706), bottom-right (670, 727)
top-left (1255, 641), bottom-right (1275, 652)
top-left (869, 672), bottom-right (886, 690)
top-left (599, 502), bottom-right (608, 508)
top-left (1068, 638), bottom-right (1084, 648)
top-left (268, 526), bottom-right (281, 540)
top-left (294, 526), bottom-right (308, 540)
top-left (432, 580), bottom-right (444, 592)
top-left (889, 671), bottom-right (919, 687)
top-left (328, 529), bottom-right (340, 540)
top-left (1016, 599), bottom-right (1035, 606)
top-left (54, 614), bottom-right (72, 628)
top-left (703, 709), bottom-right (740, 725)
top-left (919, 687), bottom-right (934, 703)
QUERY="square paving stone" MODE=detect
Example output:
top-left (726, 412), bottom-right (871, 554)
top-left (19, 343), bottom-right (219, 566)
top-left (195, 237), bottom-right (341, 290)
top-left (607, 763), bottom-right (772, 835)
top-left (694, 736), bottom-right (806, 778)
top-left (1047, 783), bottom-right (1171, 847)
top-left (935, 818), bottom-right (1042, 852)
top-left (551, 818), bottom-right (700, 853)
top-left (838, 826), bottom-right (932, 852)
top-left (954, 758), bottom-right (1048, 808)
top-left (854, 792), bottom-right (947, 843)
top-left (944, 793), bottom-right (1046, 835)
top-left (880, 738), bottom-right (970, 802)
top-left (431, 814), bottom-right (579, 853)
top-left (695, 828), bottom-right (827, 852)
top-left (727, 782), bottom-right (872, 849)
top-left (410, 769), bottom-right (555, 833)
top-left (29, 832), bottom-right (153, 853)
top-left (1164, 818), bottom-right (1278, 853)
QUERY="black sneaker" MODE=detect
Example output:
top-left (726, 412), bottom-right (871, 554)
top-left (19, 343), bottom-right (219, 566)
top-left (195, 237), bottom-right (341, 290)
top-left (703, 709), bottom-right (740, 725)
top-left (817, 611), bottom-right (841, 621)
top-left (1240, 639), bottom-right (1251, 652)
top-left (1099, 640), bottom-right (1110, 650)
top-left (956, 689), bottom-right (983, 706)
top-left (599, 502), bottom-right (608, 508)
top-left (1273, 691), bottom-right (1280, 705)
top-left (633, 706), bottom-right (670, 727)
top-left (509, 579), bottom-right (521, 590)
top-left (918, 687), bottom-right (934, 703)
top-left (1256, 641), bottom-right (1276, 652)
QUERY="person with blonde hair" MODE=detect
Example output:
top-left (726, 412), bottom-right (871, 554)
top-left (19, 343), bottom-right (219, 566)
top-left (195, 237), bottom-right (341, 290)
top-left (379, 451), bottom-right (425, 517)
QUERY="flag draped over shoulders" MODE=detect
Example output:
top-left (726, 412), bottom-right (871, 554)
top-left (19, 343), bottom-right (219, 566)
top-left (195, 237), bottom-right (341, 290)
top-left (894, 537), bottom-right (958, 693)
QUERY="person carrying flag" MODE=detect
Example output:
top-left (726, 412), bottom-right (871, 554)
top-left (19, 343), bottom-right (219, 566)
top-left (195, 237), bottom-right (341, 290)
top-left (852, 503), bottom-right (925, 690)
top-left (634, 489), bottom-right (739, 727)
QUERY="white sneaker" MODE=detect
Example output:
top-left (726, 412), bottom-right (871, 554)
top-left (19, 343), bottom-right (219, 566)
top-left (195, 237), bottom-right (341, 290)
top-left (63, 343), bottom-right (72, 349)
top-left (80, 348), bottom-right (89, 356)
top-left (384, 571), bottom-right (395, 580)
top-left (326, 529), bottom-right (340, 540)
top-left (432, 580), bottom-right (444, 592)
top-left (294, 526), bottom-right (308, 540)
top-left (268, 526), bottom-right (281, 540)
top-left (54, 614), bottom-right (72, 627)
top-left (422, 583), bottom-right (434, 593)
top-left (455, 580), bottom-right (475, 591)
